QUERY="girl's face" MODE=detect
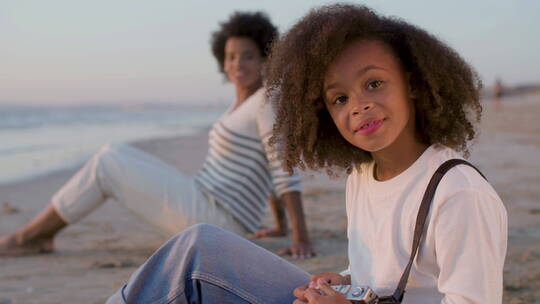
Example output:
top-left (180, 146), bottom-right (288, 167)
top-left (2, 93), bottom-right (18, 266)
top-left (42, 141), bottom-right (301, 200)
top-left (323, 40), bottom-right (416, 154)
top-left (224, 37), bottom-right (264, 91)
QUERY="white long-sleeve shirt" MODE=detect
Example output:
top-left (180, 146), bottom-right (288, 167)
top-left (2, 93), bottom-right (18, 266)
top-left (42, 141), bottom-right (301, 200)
top-left (345, 145), bottom-right (507, 303)
top-left (194, 88), bottom-right (302, 233)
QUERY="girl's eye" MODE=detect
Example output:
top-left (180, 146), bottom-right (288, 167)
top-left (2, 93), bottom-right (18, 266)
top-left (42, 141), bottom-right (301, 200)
top-left (333, 95), bottom-right (348, 105)
top-left (366, 80), bottom-right (383, 91)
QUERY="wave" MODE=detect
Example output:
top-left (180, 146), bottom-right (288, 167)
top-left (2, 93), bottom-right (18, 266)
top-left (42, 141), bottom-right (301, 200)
top-left (0, 104), bottom-right (225, 184)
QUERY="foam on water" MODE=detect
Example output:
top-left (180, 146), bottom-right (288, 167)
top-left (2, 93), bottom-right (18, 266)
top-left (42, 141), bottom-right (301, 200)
top-left (0, 104), bottom-right (224, 185)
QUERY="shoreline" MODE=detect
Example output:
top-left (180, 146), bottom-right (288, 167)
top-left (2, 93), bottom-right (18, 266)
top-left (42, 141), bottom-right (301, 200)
top-left (0, 126), bottom-right (213, 188)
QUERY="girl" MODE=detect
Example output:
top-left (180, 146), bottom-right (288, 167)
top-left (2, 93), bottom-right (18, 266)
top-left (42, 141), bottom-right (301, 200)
top-left (0, 11), bottom-right (314, 259)
top-left (106, 4), bottom-right (507, 303)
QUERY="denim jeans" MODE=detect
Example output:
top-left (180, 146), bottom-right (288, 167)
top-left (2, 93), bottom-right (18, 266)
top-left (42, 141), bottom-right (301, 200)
top-left (106, 224), bottom-right (310, 304)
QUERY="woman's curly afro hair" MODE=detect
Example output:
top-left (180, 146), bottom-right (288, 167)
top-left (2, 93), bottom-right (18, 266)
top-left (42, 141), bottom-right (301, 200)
top-left (267, 4), bottom-right (482, 174)
top-left (211, 11), bottom-right (278, 75)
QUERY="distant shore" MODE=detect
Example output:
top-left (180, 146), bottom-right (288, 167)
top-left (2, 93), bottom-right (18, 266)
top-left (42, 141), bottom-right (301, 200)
top-left (0, 96), bottom-right (539, 303)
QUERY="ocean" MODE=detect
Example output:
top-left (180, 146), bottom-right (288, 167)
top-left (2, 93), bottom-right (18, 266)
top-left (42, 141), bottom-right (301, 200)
top-left (0, 104), bottom-right (225, 185)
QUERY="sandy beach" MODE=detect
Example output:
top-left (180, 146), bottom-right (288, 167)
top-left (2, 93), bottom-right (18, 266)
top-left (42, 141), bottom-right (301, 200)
top-left (1, 96), bottom-right (539, 303)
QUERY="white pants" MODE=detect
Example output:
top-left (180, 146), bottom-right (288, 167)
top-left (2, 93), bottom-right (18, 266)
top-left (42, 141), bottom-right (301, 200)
top-left (51, 143), bottom-right (245, 236)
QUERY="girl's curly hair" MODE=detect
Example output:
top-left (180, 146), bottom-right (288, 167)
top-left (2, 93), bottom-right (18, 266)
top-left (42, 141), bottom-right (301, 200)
top-left (267, 4), bottom-right (482, 174)
top-left (210, 11), bottom-right (278, 75)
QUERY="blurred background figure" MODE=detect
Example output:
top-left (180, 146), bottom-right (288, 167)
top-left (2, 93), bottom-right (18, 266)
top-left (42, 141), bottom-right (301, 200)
top-left (493, 77), bottom-right (504, 109)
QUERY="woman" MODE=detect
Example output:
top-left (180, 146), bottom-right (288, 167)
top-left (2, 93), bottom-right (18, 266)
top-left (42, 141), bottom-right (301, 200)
top-left (0, 11), bottom-right (314, 259)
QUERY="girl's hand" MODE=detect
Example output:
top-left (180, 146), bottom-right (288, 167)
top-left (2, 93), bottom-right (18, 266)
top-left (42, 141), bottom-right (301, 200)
top-left (293, 284), bottom-right (309, 303)
top-left (294, 279), bottom-right (351, 304)
top-left (308, 272), bottom-right (350, 288)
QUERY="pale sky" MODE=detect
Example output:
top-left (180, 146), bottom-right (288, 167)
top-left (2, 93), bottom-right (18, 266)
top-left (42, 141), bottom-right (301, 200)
top-left (1, 0), bottom-right (539, 105)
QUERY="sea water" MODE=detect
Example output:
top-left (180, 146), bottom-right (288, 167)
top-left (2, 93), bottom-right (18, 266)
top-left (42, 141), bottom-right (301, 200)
top-left (0, 104), bottom-right (225, 185)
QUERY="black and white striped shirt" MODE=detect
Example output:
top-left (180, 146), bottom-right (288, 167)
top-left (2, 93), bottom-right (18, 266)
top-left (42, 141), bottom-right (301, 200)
top-left (194, 88), bottom-right (302, 233)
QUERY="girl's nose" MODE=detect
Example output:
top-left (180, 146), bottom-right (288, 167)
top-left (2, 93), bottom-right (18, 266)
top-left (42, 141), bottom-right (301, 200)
top-left (351, 96), bottom-right (373, 116)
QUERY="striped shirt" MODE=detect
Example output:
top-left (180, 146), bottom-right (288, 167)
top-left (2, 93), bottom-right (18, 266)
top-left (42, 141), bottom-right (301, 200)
top-left (194, 88), bottom-right (302, 233)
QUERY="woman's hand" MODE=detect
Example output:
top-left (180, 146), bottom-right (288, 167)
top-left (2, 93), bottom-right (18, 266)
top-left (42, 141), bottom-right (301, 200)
top-left (293, 279), bottom-right (351, 304)
top-left (252, 227), bottom-right (287, 238)
top-left (278, 241), bottom-right (316, 259)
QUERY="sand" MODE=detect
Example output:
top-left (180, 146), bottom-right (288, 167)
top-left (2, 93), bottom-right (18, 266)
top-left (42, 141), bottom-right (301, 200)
top-left (0, 96), bottom-right (539, 303)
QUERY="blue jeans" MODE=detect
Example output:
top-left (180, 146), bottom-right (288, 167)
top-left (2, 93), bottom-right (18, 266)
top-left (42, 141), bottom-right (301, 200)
top-left (106, 224), bottom-right (310, 304)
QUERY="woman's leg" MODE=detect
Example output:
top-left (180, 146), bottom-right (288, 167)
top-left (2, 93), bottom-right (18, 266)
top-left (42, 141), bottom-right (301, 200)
top-left (106, 224), bottom-right (310, 304)
top-left (51, 143), bottom-right (198, 229)
top-left (0, 205), bottom-right (66, 255)
top-left (1, 143), bottom-right (210, 255)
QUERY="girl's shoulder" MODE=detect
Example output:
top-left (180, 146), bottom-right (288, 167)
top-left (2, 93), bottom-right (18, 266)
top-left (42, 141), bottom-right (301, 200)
top-left (429, 145), bottom-right (504, 212)
top-left (346, 145), bottom-right (502, 206)
top-left (429, 146), bottom-right (490, 190)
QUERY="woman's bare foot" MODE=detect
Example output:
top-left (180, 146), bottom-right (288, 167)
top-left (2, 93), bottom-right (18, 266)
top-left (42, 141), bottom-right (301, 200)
top-left (0, 204), bottom-right (65, 257)
top-left (0, 234), bottom-right (54, 256)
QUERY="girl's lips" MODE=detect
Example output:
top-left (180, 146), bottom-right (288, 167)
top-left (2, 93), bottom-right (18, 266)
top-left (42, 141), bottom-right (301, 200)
top-left (355, 119), bottom-right (384, 136)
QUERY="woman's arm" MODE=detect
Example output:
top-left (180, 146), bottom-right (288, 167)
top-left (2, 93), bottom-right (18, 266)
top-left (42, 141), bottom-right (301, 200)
top-left (256, 93), bottom-right (315, 259)
top-left (253, 195), bottom-right (288, 237)
top-left (278, 191), bottom-right (315, 258)
top-left (253, 192), bottom-right (315, 258)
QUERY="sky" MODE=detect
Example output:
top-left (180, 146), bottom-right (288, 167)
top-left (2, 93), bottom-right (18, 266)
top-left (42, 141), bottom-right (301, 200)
top-left (1, 0), bottom-right (539, 105)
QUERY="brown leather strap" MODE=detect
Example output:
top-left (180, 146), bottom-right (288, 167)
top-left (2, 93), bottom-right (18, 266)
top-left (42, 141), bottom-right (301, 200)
top-left (380, 159), bottom-right (486, 303)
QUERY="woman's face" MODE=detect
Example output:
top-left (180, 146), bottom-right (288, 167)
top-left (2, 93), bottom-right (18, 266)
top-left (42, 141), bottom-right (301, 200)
top-left (323, 40), bottom-right (416, 154)
top-left (224, 37), bottom-right (264, 91)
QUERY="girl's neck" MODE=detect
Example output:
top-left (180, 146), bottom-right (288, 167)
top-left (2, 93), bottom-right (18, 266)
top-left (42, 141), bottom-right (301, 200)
top-left (233, 81), bottom-right (262, 107)
top-left (371, 134), bottom-right (429, 181)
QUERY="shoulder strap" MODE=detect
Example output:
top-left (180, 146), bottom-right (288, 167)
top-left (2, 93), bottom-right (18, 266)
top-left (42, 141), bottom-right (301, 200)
top-left (378, 159), bottom-right (486, 303)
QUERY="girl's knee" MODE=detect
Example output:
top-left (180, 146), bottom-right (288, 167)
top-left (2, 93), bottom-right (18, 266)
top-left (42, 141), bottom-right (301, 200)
top-left (168, 224), bottom-right (232, 252)
top-left (183, 223), bottom-right (227, 242)
top-left (188, 223), bottom-right (222, 233)
top-left (97, 143), bottom-right (128, 158)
